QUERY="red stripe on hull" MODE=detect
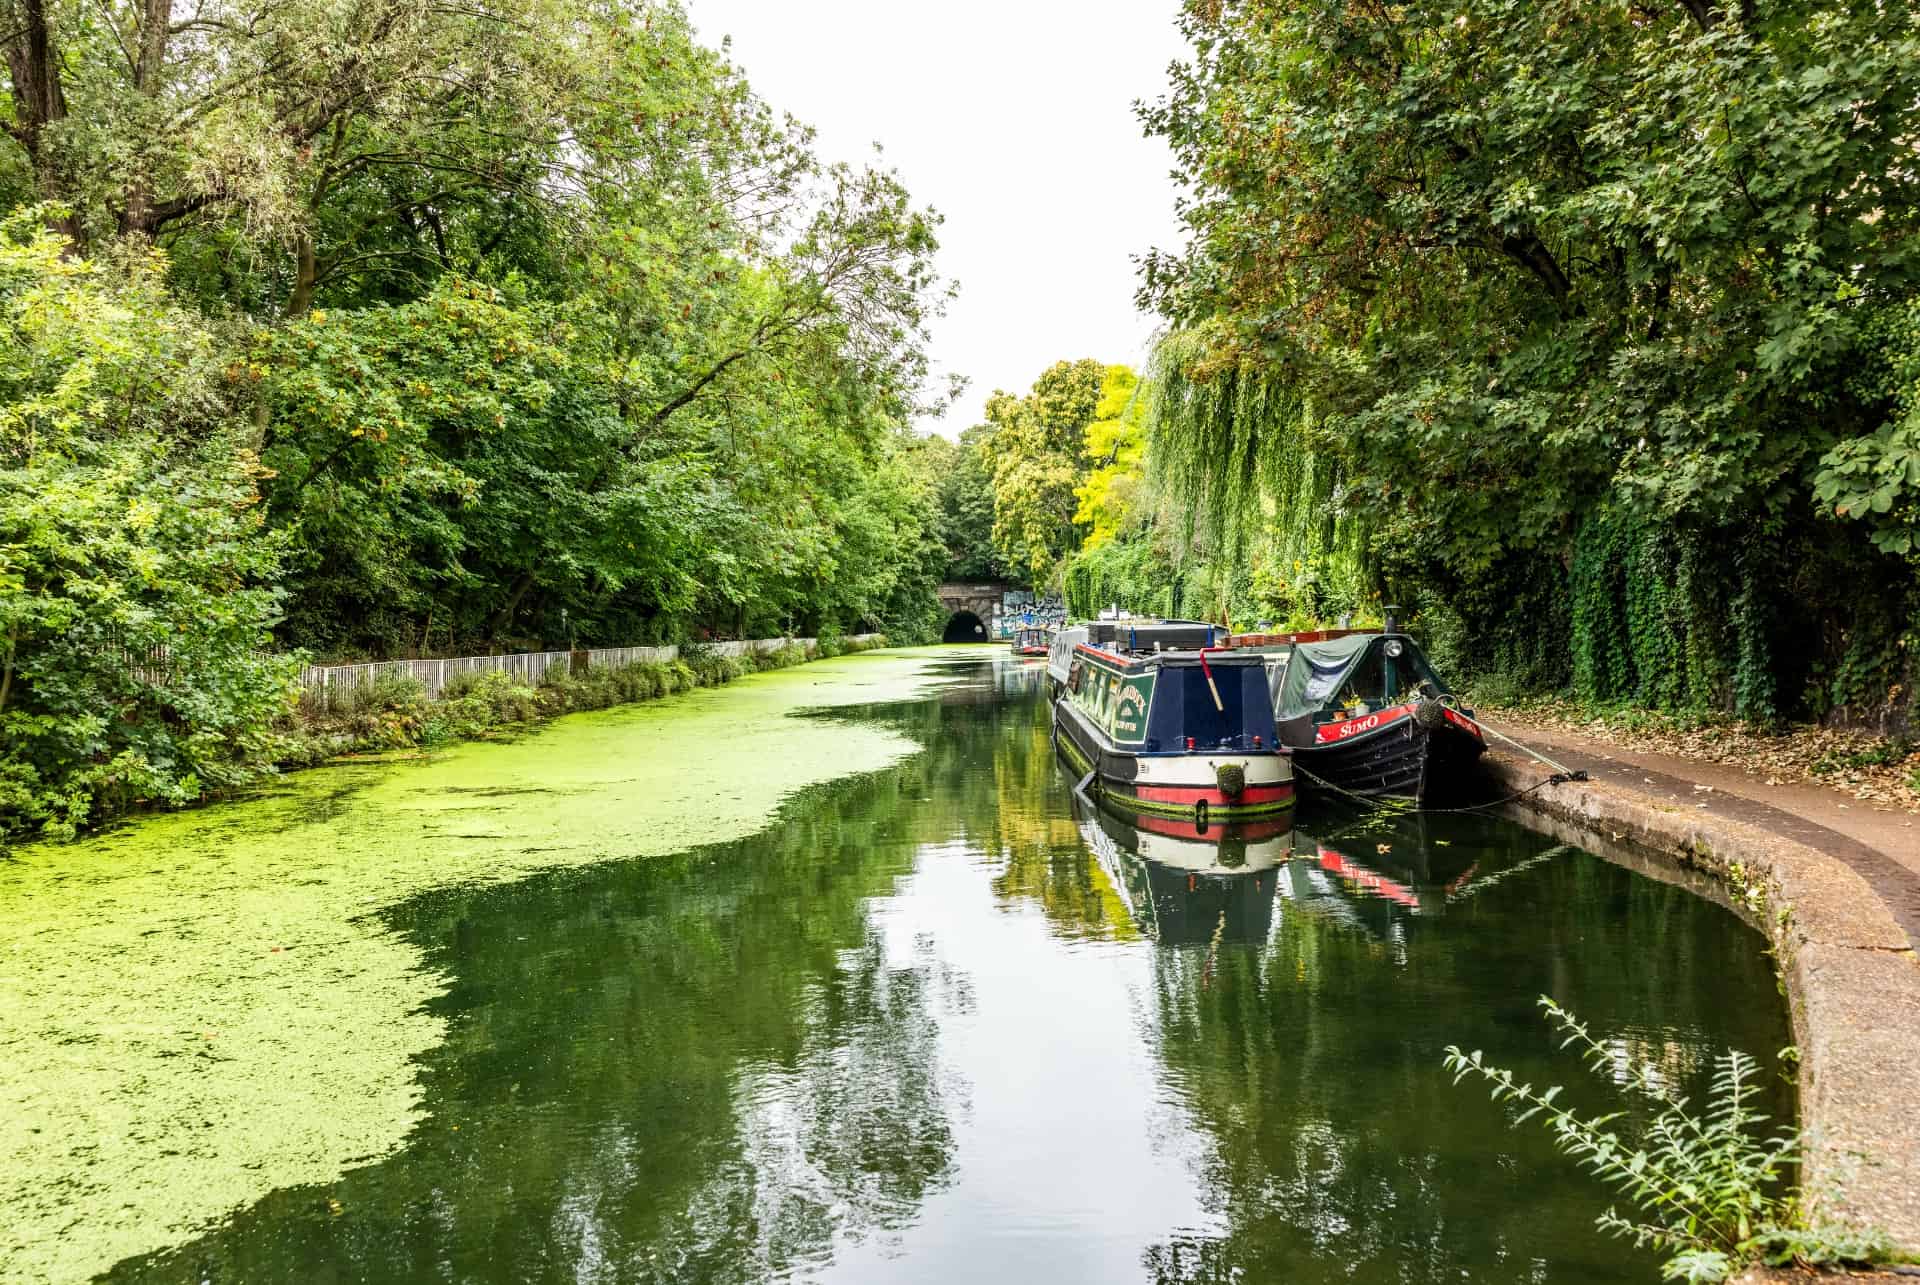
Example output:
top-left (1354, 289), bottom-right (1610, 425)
top-left (1133, 783), bottom-right (1295, 807)
top-left (1132, 813), bottom-right (1294, 841)
top-left (1316, 846), bottom-right (1419, 908)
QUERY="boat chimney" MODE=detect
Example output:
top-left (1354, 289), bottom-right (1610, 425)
top-left (1383, 604), bottom-right (1400, 635)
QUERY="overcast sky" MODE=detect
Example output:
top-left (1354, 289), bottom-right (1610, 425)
top-left (689, 1), bottom-right (1191, 438)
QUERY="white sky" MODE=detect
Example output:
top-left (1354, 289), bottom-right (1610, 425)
top-left (690, 0), bottom-right (1190, 437)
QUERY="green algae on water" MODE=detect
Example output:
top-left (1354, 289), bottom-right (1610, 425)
top-left (0, 649), bottom-right (955, 1284)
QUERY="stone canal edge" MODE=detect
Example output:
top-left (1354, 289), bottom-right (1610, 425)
top-left (1486, 752), bottom-right (1920, 1264)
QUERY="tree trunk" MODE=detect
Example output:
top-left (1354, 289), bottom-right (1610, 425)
top-left (489, 571), bottom-right (537, 637)
top-left (3, 0), bottom-right (81, 247)
top-left (288, 234), bottom-right (318, 316)
top-left (0, 623), bottom-right (17, 717)
top-left (117, 0), bottom-right (173, 238)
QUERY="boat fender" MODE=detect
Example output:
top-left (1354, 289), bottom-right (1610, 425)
top-left (1216, 763), bottom-right (1246, 797)
top-left (1415, 695), bottom-right (1447, 729)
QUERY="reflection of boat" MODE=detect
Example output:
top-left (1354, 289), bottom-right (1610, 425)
top-left (1011, 626), bottom-right (1052, 657)
top-left (1278, 813), bottom-right (1486, 935)
top-left (1073, 790), bottom-right (1290, 945)
top-left (1052, 625), bottom-right (1294, 828)
top-left (1237, 622), bottom-right (1486, 802)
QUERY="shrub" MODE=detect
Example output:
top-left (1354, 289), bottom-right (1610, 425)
top-left (680, 645), bottom-right (746, 686)
top-left (1444, 998), bottom-right (1890, 1282)
top-left (281, 633), bottom-right (837, 784)
top-left (750, 643), bottom-right (805, 671)
top-left (0, 221), bottom-right (298, 846)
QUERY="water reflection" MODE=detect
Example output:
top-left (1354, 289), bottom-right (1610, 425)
top-left (107, 656), bottom-right (1788, 1285)
top-left (1074, 796), bottom-right (1290, 946)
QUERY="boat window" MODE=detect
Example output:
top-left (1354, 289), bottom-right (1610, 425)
top-left (1332, 646), bottom-right (1387, 711)
top-left (1155, 663), bottom-right (1277, 746)
top-left (1303, 656), bottom-right (1351, 707)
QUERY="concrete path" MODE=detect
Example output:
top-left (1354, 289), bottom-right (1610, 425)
top-left (1480, 716), bottom-right (1920, 948)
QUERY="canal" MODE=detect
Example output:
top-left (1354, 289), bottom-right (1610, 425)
top-left (6, 650), bottom-right (1792, 1283)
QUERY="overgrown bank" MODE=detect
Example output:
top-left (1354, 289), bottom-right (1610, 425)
top-left (286, 636), bottom-right (888, 764)
top-left (1, 0), bottom-right (963, 848)
top-left (987, 0), bottom-right (1920, 737)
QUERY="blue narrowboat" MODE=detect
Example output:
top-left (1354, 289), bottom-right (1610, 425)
top-left (1051, 622), bottom-right (1295, 829)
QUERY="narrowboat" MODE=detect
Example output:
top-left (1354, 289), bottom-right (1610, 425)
top-left (1011, 626), bottom-right (1052, 658)
top-left (1053, 622), bottom-right (1294, 828)
top-left (1046, 626), bottom-right (1087, 696)
top-left (1242, 624), bottom-right (1486, 802)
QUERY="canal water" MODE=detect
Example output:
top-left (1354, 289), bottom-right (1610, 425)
top-left (68, 652), bottom-right (1788, 1282)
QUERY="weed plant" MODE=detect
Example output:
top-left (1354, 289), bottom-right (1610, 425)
top-left (1444, 997), bottom-right (1889, 1282)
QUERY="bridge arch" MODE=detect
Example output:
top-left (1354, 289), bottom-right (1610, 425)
top-left (942, 610), bottom-right (988, 643)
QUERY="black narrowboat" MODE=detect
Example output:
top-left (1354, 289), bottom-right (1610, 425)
top-left (1052, 622), bottom-right (1295, 828)
top-left (1247, 628), bottom-right (1486, 802)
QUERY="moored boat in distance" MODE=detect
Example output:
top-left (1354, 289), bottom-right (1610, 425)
top-left (1052, 620), bottom-right (1294, 829)
top-left (1010, 625), bottom-right (1052, 657)
top-left (1236, 618), bottom-right (1486, 802)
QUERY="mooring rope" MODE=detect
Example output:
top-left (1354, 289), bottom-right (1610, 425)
top-left (1289, 757), bottom-right (1585, 817)
top-left (1441, 698), bottom-right (1584, 778)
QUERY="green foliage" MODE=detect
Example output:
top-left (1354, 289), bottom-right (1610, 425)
top-left (293, 637), bottom-right (871, 761)
top-left (1444, 998), bottom-right (1890, 1282)
top-left (1136, 0), bottom-right (1920, 724)
top-left (980, 359), bottom-right (1104, 585)
top-left (2, 0), bottom-right (955, 840)
top-left (924, 424), bottom-right (1003, 581)
top-left (1819, 299), bottom-right (1920, 556)
top-left (1072, 365), bottom-right (1149, 549)
top-left (0, 217), bottom-right (297, 844)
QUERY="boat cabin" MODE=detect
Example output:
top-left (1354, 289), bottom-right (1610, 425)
top-left (1012, 626), bottom-right (1052, 655)
top-left (1265, 633), bottom-right (1453, 745)
top-left (1063, 641), bottom-right (1278, 754)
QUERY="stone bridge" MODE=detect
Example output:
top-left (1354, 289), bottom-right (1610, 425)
top-left (936, 581), bottom-right (1015, 643)
top-left (936, 581), bottom-right (1065, 643)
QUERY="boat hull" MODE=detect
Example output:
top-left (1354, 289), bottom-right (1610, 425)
top-left (1288, 705), bottom-right (1485, 802)
top-left (1053, 696), bottom-right (1294, 823)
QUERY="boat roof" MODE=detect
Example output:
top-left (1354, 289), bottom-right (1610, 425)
top-left (1073, 641), bottom-right (1267, 670)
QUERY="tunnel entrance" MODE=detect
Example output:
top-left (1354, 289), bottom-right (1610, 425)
top-left (942, 610), bottom-right (989, 643)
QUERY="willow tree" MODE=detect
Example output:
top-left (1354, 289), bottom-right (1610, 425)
top-left (1138, 0), bottom-right (1920, 718)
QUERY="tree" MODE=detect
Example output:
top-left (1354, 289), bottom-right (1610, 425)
top-left (980, 358), bottom-right (1102, 585)
top-left (921, 425), bottom-right (1001, 581)
top-left (1072, 365), bottom-right (1146, 549)
top-left (0, 216), bottom-right (295, 842)
top-left (1137, 0), bottom-right (1920, 720)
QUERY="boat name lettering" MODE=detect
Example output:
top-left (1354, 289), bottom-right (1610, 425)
top-left (1315, 706), bottom-right (1409, 744)
top-left (1112, 675), bottom-right (1153, 744)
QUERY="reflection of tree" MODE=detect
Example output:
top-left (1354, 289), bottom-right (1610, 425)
top-left (108, 700), bottom-right (1010, 1285)
top-left (1134, 809), bottom-right (1795, 1285)
top-left (103, 673), bottom-right (1794, 1285)
top-left (983, 715), bottom-right (1138, 943)
top-left (896, 669), bottom-right (1142, 944)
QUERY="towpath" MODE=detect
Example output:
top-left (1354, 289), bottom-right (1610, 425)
top-left (1478, 715), bottom-right (1920, 947)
